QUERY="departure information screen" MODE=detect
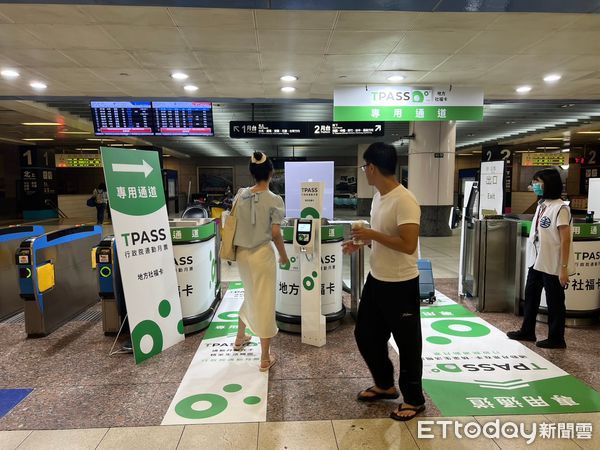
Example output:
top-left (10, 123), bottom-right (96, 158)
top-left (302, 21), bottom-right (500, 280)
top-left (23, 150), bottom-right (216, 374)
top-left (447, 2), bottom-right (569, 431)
top-left (153, 102), bottom-right (214, 136)
top-left (90, 101), bottom-right (154, 136)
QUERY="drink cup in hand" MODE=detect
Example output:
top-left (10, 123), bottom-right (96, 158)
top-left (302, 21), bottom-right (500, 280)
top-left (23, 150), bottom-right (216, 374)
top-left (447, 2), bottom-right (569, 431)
top-left (351, 220), bottom-right (369, 245)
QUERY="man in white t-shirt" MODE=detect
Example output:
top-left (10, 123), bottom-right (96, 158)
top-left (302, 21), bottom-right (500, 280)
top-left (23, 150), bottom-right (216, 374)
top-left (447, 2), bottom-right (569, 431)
top-left (343, 142), bottom-right (425, 422)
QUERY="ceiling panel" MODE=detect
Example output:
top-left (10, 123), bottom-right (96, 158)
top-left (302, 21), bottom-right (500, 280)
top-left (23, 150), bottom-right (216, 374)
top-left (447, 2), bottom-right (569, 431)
top-left (59, 49), bottom-right (141, 69)
top-left (195, 52), bottom-right (260, 71)
top-left (91, 67), bottom-right (158, 82)
top-left (0, 24), bottom-right (52, 49)
top-left (215, 83), bottom-right (265, 98)
top-left (168, 7), bottom-right (253, 28)
top-left (369, 70), bottom-right (429, 83)
top-left (103, 25), bottom-right (187, 51)
top-left (132, 51), bottom-right (202, 69)
top-left (0, 49), bottom-right (82, 68)
top-left (410, 12), bottom-right (499, 30)
top-left (25, 24), bottom-right (121, 50)
top-left (335, 11), bottom-right (420, 31)
top-left (262, 69), bottom-right (318, 84)
top-left (327, 31), bottom-right (404, 54)
top-left (380, 53), bottom-right (449, 71)
top-left (457, 30), bottom-right (548, 54)
top-left (147, 68), bottom-right (209, 83)
top-left (393, 30), bottom-right (479, 54)
top-left (560, 14), bottom-right (600, 30)
top-left (322, 54), bottom-right (387, 70)
top-left (205, 69), bottom-right (263, 84)
top-left (256, 10), bottom-right (337, 29)
top-left (418, 70), bottom-right (484, 83)
top-left (259, 29), bottom-right (330, 53)
top-left (485, 12), bottom-right (578, 30)
top-left (80, 5), bottom-right (174, 25)
top-left (114, 80), bottom-right (176, 97)
top-left (181, 27), bottom-right (257, 52)
top-left (259, 52), bottom-right (323, 71)
top-left (0, 4), bottom-right (92, 24)
top-left (435, 54), bottom-right (512, 72)
top-left (523, 31), bottom-right (600, 55)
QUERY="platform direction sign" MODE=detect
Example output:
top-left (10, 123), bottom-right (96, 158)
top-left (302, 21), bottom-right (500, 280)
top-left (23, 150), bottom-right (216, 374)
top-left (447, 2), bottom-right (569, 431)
top-left (100, 147), bottom-right (184, 364)
top-left (229, 121), bottom-right (384, 138)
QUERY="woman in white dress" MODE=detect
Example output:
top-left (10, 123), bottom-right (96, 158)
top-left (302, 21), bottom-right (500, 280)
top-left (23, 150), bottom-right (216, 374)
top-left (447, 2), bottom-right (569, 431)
top-left (232, 152), bottom-right (289, 371)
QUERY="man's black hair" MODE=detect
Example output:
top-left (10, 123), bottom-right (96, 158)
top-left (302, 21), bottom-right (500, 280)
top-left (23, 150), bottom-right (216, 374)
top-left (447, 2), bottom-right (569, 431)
top-left (249, 152), bottom-right (273, 182)
top-left (363, 142), bottom-right (397, 176)
top-left (533, 168), bottom-right (563, 200)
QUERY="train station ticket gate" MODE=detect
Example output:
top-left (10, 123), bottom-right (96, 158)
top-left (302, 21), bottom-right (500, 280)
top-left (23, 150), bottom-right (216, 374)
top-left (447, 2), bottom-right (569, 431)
top-left (16, 225), bottom-right (102, 337)
top-left (0, 225), bottom-right (45, 321)
top-left (93, 235), bottom-right (127, 335)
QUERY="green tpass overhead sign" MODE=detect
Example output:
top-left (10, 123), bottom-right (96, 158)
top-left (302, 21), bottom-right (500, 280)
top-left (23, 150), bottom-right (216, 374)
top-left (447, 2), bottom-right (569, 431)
top-left (334, 86), bottom-right (484, 121)
top-left (101, 147), bottom-right (184, 364)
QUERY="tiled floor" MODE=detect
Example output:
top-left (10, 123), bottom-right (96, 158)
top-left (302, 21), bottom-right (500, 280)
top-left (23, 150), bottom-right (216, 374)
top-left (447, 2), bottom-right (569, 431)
top-left (1, 224), bottom-right (599, 448)
top-left (1, 413), bottom-right (598, 449)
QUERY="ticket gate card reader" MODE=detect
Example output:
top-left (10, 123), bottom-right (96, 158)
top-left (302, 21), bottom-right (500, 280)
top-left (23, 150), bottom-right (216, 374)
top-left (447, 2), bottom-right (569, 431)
top-left (293, 218), bottom-right (326, 347)
top-left (294, 219), bottom-right (315, 254)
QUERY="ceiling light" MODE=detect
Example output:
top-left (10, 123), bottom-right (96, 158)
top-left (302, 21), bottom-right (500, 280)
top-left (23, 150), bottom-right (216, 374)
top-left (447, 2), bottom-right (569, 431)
top-left (171, 72), bottom-right (189, 80)
top-left (541, 137), bottom-right (563, 141)
top-left (184, 85), bottom-right (198, 92)
top-left (22, 138), bottom-right (54, 141)
top-left (21, 122), bottom-right (61, 126)
top-left (387, 75), bottom-right (405, 82)
top-left (544, 74), bottom-right (561, 83)
top-left (281, 86), bottom-right (296, 93)
top-left (561, 149), bottom-right (570, 153)
top-left (1, 69), bottom-right (19, 79)
top-left (87, 138), bottom-right (115, 141)
top-left (472, 150), bottom-right (482, 154)
top-left (516, 86), bottom-right (532, 94)
top-left (30, 81), bottom-right (47, 90)
top-left (457, 153), bottom-right (473, 156)
top-left (577, 131), bottom-right (600, 134)
top-left (536, 146), bottom-right (560, 149)
top-left (280, 75), bottom-right (298, 82)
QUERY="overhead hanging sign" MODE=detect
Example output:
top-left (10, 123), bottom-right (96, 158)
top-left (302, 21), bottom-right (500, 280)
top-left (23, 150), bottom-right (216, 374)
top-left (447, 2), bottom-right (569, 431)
top-left (229, 121), bottom-right (384, 138)
top-left (55, 153), bottom-right (102, 168)
top-left (521, 152), bottom-right (569, 167)
top-left (334, 86), bottom-right (484, 121)
top-left (100, 147), bottom-right (184, 364)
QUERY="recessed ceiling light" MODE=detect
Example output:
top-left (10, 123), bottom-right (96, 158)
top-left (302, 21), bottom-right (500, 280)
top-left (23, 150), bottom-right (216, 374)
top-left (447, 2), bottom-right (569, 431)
top-left (544, 74), bottom-right (561, 83)
top-left (30, 81), bottom-right (47, 90)
top-left (1, 69), bottom-right (19, 79)
top-left (280, 75), bottom-right (298, 82)
top-left (387, 75), bottom-right (405, 82)
top-left (281, 86), bottom-right (296, 93)
top-left (21, 122), bottom-right (61, 126)
top-left (171, 72), bottom-right (189, 80)
top-left (22, 138), bottom-right (54, 141)
top-left (184, 85), bottom-right (198, 92)
top-left (516, 86), bottom-right (532, 93)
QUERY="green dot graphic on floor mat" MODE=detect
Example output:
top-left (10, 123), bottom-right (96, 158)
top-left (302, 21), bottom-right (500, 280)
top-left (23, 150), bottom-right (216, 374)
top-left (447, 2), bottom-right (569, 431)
top-left (223, 384), bottom-right (242, 393)
top-left (158, 299), bottom-right (171, 318)
top-left (244, 396), bottom-right (261, 405)
top-left (175, 394), bottom-right (228, 419)
top-left (427, 336), bottom-right (452, 345)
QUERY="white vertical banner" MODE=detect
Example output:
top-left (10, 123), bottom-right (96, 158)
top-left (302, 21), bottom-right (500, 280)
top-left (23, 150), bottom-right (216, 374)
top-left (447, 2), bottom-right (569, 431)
top-left (479, 161), bottom-right (505, 216)
top-left (101, 147), bottom-right (184, 364)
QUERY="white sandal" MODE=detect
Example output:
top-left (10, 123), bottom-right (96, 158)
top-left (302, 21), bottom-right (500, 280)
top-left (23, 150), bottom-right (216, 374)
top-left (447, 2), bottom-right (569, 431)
top-left (233, 334), bottom-right (252, 351)
top-left (259, 354), bottom-right (276, 372)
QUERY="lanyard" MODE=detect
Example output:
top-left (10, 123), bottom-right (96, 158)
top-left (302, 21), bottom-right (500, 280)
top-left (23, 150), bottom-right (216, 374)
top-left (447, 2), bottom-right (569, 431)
top-left (534, 203), bottom-right (547, 241)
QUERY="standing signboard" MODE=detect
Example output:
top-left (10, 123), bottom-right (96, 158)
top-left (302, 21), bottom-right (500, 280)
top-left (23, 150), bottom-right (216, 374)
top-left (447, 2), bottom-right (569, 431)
top-left (479, 161), bottom-right (505, 216)
top-left (482, 145), bottom-right (513, 213)
top-left (100, 147), bottom-right (184, 364)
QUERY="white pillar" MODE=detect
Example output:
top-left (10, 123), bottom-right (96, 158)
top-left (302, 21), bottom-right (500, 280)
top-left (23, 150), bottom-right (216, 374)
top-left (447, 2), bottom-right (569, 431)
top-left (408, 121), bottom-right (456, 236)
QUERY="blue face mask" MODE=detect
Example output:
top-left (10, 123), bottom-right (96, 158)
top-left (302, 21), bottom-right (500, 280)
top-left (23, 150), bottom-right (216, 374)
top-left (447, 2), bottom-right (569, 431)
top-left (532, 183), bottom-right (544, 196)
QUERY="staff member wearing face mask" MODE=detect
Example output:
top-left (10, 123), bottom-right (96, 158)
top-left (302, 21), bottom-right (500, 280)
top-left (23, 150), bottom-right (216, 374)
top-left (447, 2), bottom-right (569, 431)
top-left (507, 168), bottom-right (573, 349)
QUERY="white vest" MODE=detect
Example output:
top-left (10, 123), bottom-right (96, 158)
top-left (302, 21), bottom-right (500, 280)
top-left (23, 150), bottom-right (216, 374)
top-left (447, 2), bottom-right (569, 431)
top-left (526, 199), bottom-right (574, 276)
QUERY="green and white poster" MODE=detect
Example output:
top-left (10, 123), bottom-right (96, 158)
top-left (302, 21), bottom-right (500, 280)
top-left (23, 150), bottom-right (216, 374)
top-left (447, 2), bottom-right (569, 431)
top-left (334, 85), bottom-right (483, 121)
top-left (162, 283), bottom-right (268, 425)
top-left (101, 147), bottom-right (184, 364)
top-left (403, 292), bottom-right (600, 416)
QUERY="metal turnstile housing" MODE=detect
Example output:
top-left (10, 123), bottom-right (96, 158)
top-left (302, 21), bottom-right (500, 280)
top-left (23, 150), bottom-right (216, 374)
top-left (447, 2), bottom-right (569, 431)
top-left (16, 225), bottom-right (102, 337)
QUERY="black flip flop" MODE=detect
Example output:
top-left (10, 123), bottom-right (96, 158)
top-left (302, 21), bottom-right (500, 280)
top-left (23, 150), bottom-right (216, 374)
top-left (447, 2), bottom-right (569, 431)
top-left (357, 386), bottom-right (400, 402)
top-left (390, 404), bottom-right (426, 421)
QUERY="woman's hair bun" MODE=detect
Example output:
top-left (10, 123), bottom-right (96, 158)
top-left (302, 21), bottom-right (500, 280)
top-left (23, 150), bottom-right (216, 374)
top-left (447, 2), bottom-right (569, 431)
top-left (250, 152), bottom-right (267, 164)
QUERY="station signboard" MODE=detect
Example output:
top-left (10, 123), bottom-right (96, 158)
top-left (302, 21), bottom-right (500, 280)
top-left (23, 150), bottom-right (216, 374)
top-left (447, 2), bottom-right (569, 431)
top-left (521, 152), bottom-right (569, 167)
top-left (229, 121), bottom-right (384, 138)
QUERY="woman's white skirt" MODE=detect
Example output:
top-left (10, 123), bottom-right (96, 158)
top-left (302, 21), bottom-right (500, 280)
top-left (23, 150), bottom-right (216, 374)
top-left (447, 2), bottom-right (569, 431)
top-left (236, 243), bottom-right (278, 338)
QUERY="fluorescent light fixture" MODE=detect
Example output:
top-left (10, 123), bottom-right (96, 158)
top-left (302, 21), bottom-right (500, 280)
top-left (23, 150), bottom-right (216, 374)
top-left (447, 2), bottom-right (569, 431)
top-left (75, 148), bottom-right (99, 151)
top-left (280, 75), bottom-right (298, 82)
top-left (184, 85), bottom-right (198, 92)
top-left (561, 149), bottom-right (570, 153)
top-left (457, 153), bottom-right (473, 156)
top-left (1, 69), bottom-right (19, 79)
top-left (21, 122), bottom-right (61, 126)
top-left (171, 72), bottom-right (189, 80)
top-left (544, 74), bottom-right (562, 83)
top-left (281, 86), bottom-right (296, 93)
top-left (536, 146), bottom-right (560, 149)
top-left (30, 81), bottom-right (47, 89)
top-left (515, 150), bottom-right (530, 153)
top-left (541, 137), bottom-right (564, 141)
top-left (472, 150), bottom-right (482, 154)
top-left (22, 138), bottom-right (54, 141)
top-left (87, 138), bottom-right (115, 142)
top-left (516, 85), bottom-right (532, 93)
top-left (577, 131), bottom-right (600, 134)
top-left (387, 75), bottom-right (405, 82)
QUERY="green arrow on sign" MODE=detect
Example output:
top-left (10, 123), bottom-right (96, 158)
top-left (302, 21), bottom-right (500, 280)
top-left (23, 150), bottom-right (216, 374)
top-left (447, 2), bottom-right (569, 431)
top-left (112, 160), bottom-right (153, 178)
